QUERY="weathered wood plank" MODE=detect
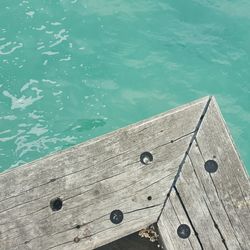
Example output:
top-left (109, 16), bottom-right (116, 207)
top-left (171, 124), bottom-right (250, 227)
top-left (192, 97), bottom-right (250, 249)
top-left (188, 144), bottom-right (243, 249)
top-left (157, 190), bottom-right (201, 250)
top-left (162, 157), bottom-right (227, 249)
top-left (158, 97), bottom-right (250, 250)
top-left (0, 97), bottom-right (209, 250)
top-left (2, 96), bottom-right (249, 250)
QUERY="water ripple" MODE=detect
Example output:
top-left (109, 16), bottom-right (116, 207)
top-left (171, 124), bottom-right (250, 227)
top-left (0, 0), bottom-right (249, 173)
top-left (2, 88), bottom-right (43, 110)
top-left (0, 41), bottom-right (23, 55)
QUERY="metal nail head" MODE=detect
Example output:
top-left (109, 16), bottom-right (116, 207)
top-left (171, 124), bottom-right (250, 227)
top-left (204, 160), bottom-right (218, 173)
top-left (140, 152), bottom-right (153, 165)
top-left (110, 210), bottom-right (124, 224)
top-left (177, 224), bottom-right (191, 239)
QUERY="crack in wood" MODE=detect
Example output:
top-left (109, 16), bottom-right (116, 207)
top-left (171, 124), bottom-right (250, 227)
top-left (157, 96), bottom-right (212, 222)
top-left (209, 177), bottom-right (244, 246)
top-left (124, 203), bottom-right (162, 215)
top-left (153, 130), bottom-right (195, 150)
top-left (192, 140), bottom-right (246, 247)
top-left (193, 138), bottom-right (205, 162)
top-left (173, 186), bottom-right (204, 249)
top-left (187, 153), bottom-right (247, 249)
top-left (203, 199), bottom-right (228, 249)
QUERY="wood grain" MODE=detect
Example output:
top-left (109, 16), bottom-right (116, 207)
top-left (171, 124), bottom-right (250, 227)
top-left (192, 97), bottom-right (250, 249)
top-left (0, 97), bottom-right (209, 250)
top-left (1, 96), bottom-right (249, 250)
top-left (157, 190), bottom-right (201, 250)
top-left (158, 97), bottom-right (250, 250)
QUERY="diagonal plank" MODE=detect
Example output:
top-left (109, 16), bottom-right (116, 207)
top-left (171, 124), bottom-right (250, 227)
top-left (0, 97), bottom-right (209, 250)
top-left (158, 97), bottom-right (250, 250)
top-left (158, 155), bottom-right (227, 249)
top-left (192, 97), bottom-right (250, 248)
top-left (157, 190), bottom-right (201, 250)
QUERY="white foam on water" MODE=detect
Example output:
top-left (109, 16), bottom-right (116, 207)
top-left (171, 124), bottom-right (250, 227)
top-left (51, 22), bottom-right (61, 26)
top-left (50, 29), bottom-right (69, 48)
top-left (0, 41), bottom-right (23, 55)
top-left (37, 45), bottom-right (45, 50)
top-left (26, 11), bottom-right (35, 17)
top-left (35, 25), bottom-right (46, 31)
top-left (59, 55), bottom-right (71, 61)
top-left (2, 88), bottom-right (43, 110)
top-left (0, 115), bottom-right (16, 121)
top-left (0, 134), bottom-right (18, 143)
top-left (0, 130), bottom-right (11, 135)
top-left (53, 90), bottom-right (63, 96)
top-left (42, 79), bottom-right (57, 84)
top-left (21, 79), bottom-right (39, 92)
top-left (28, 124), bottom-right (48, 136)
top-left (45, 31), bottom-right (54, 34)
top-left (42, 51), bottom-right (59, 56)
top-left (43, 60), bottom-right (48, 65)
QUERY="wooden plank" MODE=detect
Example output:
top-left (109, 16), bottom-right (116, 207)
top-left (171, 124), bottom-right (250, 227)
top-left (157, 190), bottom-right (201, 250)
top-left (188, 144), bottom-right (243, 249)
top-left (0, 97), bottom-right (209, 250)
top-left (167, 157), bottom-right (227, 249)
top-left (192, 97), bottom-right (250, 249)
top-left (157, 97), bottom-right (250, 250)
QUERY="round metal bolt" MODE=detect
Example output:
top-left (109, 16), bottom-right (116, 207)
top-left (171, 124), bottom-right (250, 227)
top-left (177, 224), bottom-right (191, 239)
top-left (204, 160), bottom-right (218, 173)
top-left (50, 197), bottom-right (63, 211)
top-left (140, 152), bottom-right (153, 165)
top-left (110, 210), bottom-right (124, 224)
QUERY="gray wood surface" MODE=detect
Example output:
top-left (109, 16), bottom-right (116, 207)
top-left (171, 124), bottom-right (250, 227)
top-left (0, 97), bottom-right (209, 250)
top-left (157, 191), bottom-right (201, 250)
top-left (158, 97), bottom-right (250, 250)
top-left (1, 96), bottom-right (249, 250)
top-left (192, 97), bottom-right (250, 248)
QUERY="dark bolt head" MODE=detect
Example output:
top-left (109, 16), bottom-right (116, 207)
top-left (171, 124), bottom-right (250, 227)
top-left (140, 152), bottom-right (153, 165)
top-left (50, 197), bottom-right (63, 211)
top-left (110, 210), bottom-right (124, 224)
top-left (204, 160), bottom-right (218, 173)
top-left (177, 224), bottom-right (191, 239)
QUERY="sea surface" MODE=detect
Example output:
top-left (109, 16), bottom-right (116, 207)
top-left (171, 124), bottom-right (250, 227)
top-left (0, 0), bottom-right (249, 173)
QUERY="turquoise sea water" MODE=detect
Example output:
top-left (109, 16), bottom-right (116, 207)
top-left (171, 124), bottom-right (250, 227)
top-left (0, 0), bottom-right (249, 173)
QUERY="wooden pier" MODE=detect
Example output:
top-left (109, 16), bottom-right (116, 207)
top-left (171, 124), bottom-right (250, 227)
top-left (0, 96), bottom-right (249, 250)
